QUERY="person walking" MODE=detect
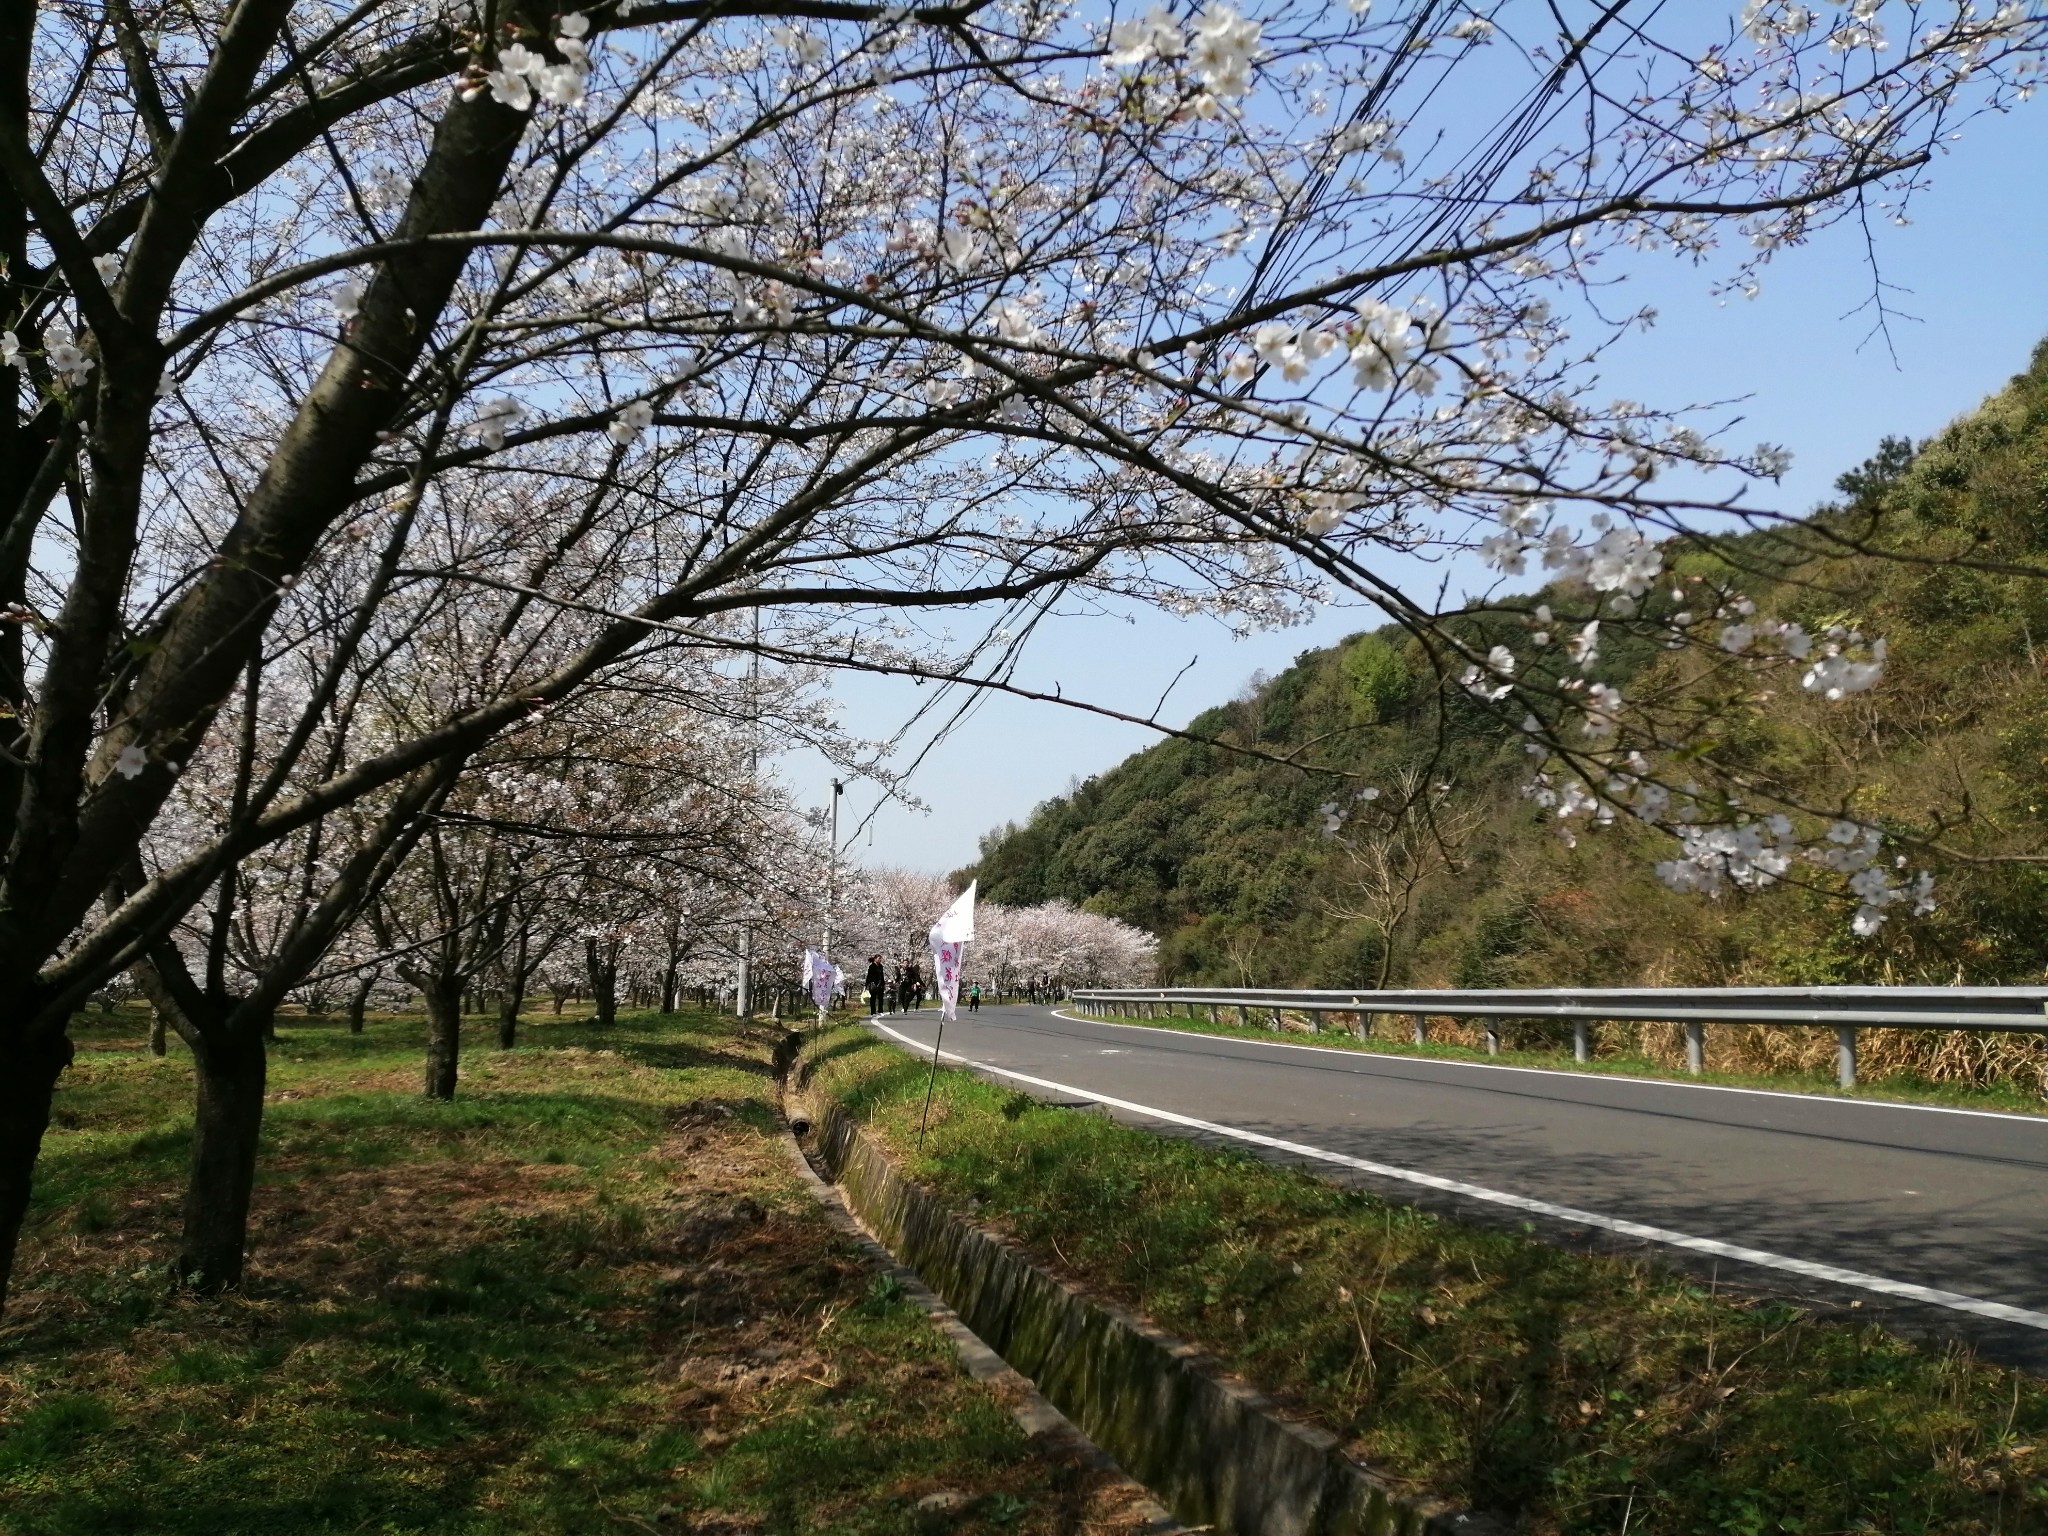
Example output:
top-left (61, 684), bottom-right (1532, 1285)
top-left (865, 955), bottom-right (886, 1015)
top-left (967, 982), bottom-right (981, 1013)
top-left (904, 958), bottom-right (923, 1010)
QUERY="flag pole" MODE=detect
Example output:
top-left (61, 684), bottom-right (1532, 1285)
top-left (917, 1014), bottom-right (945, 1151)
top-left (918, 883), bottom-right (976, 1152)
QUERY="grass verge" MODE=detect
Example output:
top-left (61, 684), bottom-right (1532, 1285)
top-left (1058, 1006), bottom-right (2048, 1117)
top-left (805, 1025), bottom-right (2048, 1536)
top-left (2, 1009), bottom-right (1160, 1535)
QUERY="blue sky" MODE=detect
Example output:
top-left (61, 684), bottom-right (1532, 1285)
top-left (794, 91), bottom-right (2048, 877)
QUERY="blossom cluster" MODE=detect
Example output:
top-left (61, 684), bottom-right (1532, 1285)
top-left (468, 12), bottom-right (593, 112)
top-left (1651, 812), bottom-right (1935, 935)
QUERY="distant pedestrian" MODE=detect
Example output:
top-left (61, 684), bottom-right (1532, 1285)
top-left (865, 955), bottom-right (886, 1015)
top-left (905, 959), bottom-right (924, 1010)
top-left (968, 983), bottom-right (981, 1013)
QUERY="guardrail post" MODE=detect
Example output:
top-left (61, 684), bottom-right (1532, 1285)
top-left (1354, 1012), bottom-right (1369, 1041)
top-left (1412, 1013), bottom-right (1427, 1045)
top-left (1684, 1022), bottom-right (1705, 1075)
top-left (1208, 1004), bottom-right (1219, 1025)
top-left (1572, 1019), bottom-right (1590, 1063)
top-left (1484, 1024), bottom-right (1500, 1057)
top-left (1837, 1025), bottom-right (1858, 1089)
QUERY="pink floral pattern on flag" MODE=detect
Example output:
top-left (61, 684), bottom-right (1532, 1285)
top-left (931, 939), bottom-right (965, 1020)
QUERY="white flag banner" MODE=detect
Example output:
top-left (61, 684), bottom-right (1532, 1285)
top-left (803, 949), bottom-right (839, 1010)
top-left (928, 881), bottom-right (977, 1021)
top-left (931, 880), bottom-right (977, 944)
top-left (930, 939), bottom-right (965, 1021)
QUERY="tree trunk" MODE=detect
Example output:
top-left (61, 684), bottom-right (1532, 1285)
top-left (423, 976), bottom-right (463, 1100)
top-left (147, 1005), bottom-right (167, 1057)
top-left (585, 937), bottom-right (618, 1029)
top-left (497, 925), bottom-right (528, 1050)
top-left (0, 1029), bottom-right (72, 1316)
top-left (497, 970), bottom-right (525, 1050)
top-left (178, 1021), bottom-right (268, 1292)
top-left (347, 972), bottom-right (375, 1034)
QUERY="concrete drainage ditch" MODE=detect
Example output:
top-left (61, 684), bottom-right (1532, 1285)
top-left (787, 1080), bottom-right (1501, 1536)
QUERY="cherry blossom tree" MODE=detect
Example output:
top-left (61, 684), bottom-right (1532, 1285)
top-left (0, 0), bottom-right (2039, 1316)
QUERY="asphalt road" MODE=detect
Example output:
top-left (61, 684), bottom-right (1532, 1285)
top-left (867, 1002), bottom-right (2048, 1369)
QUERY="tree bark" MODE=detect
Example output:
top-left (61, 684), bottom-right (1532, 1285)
top-left (178, 1020), bottom-right (267, 1291)
top-left (347, 971), bottom-right (375, 1034)
top-left (147, 1005), bottom-right (167, 1057)
top-left (423, 975), bottom-right (463, 1100)
top-left (0, 1029), bottom-right (71, 1315)
top-left (585, 936), bottom-right (617, 1029)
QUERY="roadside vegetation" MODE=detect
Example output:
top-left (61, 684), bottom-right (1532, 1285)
top-left (972, 347), bottom-right (2048, 1104)
top-left (0, 1008), bottom-right (1157, 1536)
top-left (1058, 1005), bottom-right (2048, 1117)
top-left (807, 1026), bottom-right (2048, 1536)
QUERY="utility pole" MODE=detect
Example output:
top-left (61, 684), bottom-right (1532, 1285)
top-left (819, 778), bottom-right (843, 1026)
top-left (735, 622), bottom-right (759, 1019)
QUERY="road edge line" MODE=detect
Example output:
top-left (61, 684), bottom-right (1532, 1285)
top-left (872, 1019), bottom-right (2048, 1334)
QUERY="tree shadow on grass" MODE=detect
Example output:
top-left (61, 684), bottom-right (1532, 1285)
top-left (0, 1119), bottom-right (1093, 1536)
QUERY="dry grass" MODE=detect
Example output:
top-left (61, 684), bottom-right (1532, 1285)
top-left (0, 1010), bottom-right (1161, 1536)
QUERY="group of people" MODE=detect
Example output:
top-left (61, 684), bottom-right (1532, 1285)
top-left (864, 956), bottom-right (925, 1015)
top-left (862, 954), bottom-right (987, 1014)
top-left (858, 957), bottom-right (1067, 1014)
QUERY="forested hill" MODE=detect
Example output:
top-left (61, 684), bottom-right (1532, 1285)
top-left (970, 344), bottom-right (2048, 991)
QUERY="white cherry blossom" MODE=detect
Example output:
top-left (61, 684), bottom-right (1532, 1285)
top-left (1107, 5), bottom-right (1185, 65)
top-left (608, 399), bottom-right (656, 446)
top-left (1188, 2), bottom-right (1262, 100)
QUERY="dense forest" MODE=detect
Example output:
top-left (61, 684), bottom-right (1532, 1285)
top-left (972, 343), bottom-right (2048, 1007)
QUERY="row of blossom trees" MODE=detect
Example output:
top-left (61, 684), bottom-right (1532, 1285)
top-left (834, 867), bottom-right (1155, 994)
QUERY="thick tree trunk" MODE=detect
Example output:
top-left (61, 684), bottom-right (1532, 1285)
top-left (347, 972), bottom-right (375, 1034)
top-left (178, 1021), bottom-right (267, 1292)
top-left (0, 1029), bottom-right (72, 1316)
top-left (423, 976), bottom-right (463, 1100)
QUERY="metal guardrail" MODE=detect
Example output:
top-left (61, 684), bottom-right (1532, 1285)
top-left (1067, 985), bottom-right (2048, 1088)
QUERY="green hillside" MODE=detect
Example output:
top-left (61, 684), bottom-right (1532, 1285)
top-left (974, 344), bottom-right (2048, 1008)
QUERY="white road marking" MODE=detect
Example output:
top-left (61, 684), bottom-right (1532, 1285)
top-left (1044, 1008), bottom-right (2048, 1126)
top-left (871, 1020), bottom-right (2048, 1334)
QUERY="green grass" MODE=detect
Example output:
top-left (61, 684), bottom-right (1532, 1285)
top-left (806, 1026), bottom-right (2048, 1536)
top-left (1061, 1005), bottom-right (2048, 1116)
top-left (0, 1010), bottom-right (1150, 1535)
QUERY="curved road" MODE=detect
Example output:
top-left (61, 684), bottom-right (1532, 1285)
top-left (868, 1002), bottom-right (2048, 1371)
